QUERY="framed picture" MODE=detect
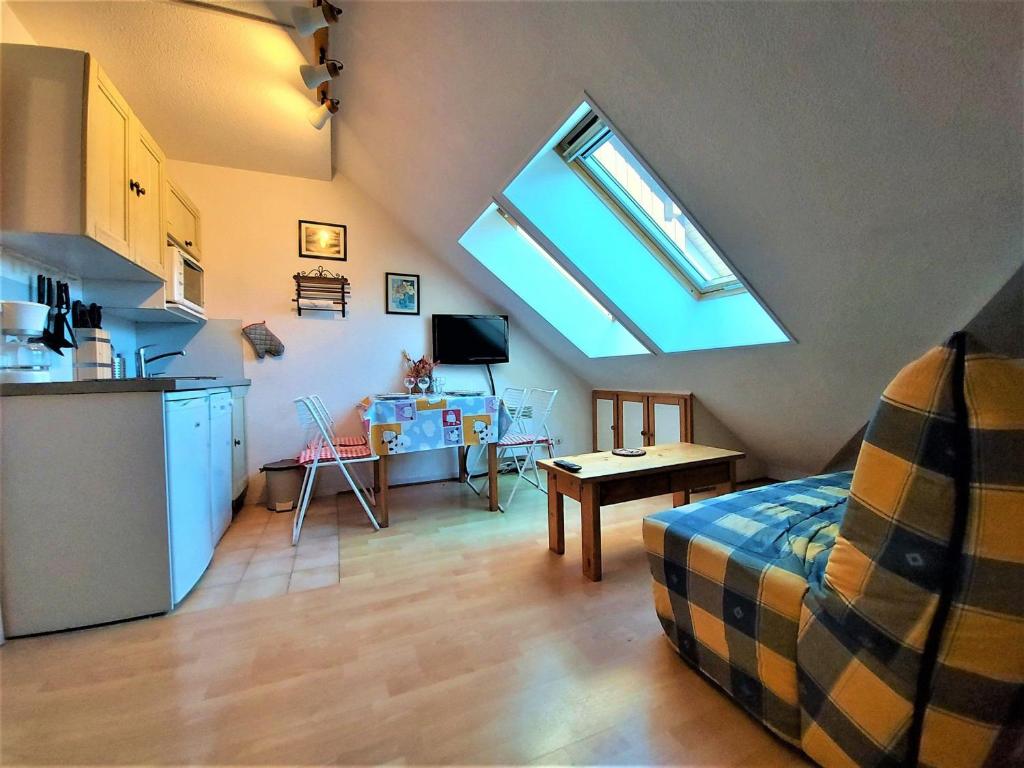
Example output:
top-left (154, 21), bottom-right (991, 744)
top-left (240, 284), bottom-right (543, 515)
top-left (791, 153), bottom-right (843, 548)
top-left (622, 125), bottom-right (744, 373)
top-left (298, 220), bottom-right (347, 261)
top-left (385, 272), bottom-right (420, 315)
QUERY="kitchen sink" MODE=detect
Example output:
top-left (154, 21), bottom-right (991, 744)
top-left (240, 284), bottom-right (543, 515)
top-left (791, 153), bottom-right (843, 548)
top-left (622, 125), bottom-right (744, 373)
top-left (152, 375), bottom-right (219, 380)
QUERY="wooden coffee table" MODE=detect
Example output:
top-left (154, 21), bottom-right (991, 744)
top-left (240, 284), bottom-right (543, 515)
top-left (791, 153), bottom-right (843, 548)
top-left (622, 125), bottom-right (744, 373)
top-left (539, 443), bottom-right (744, 581)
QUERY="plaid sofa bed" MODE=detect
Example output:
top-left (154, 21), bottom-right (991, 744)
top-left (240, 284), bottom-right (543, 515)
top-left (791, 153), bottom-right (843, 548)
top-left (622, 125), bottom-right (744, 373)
top-left (644, 472), bottom-right (854, 745)
top-left (644, 332), bottom-right (1023, 767)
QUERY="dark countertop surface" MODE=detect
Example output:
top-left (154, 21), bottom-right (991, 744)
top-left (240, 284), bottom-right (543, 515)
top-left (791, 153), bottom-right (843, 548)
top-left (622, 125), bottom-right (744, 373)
top-left (0, 377), bottom-right (251, 396)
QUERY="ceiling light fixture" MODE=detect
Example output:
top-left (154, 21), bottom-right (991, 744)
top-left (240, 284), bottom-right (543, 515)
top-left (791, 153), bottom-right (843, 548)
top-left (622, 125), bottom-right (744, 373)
top-left (308, 96), bottom-right (340, 130)
top-left (291, 1), bottom-right (341, 37)
top-left (300, 47), bottom-right (344, 89)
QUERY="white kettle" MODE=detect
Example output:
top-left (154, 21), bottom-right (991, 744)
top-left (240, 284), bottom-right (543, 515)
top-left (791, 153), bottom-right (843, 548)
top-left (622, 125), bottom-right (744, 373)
top-left (0, 300), bottom-right (50, 338)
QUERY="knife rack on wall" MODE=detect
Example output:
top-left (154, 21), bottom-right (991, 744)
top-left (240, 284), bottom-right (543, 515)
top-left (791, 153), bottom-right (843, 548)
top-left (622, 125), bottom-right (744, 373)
top-left (292, 266), bottom-right (349, 317)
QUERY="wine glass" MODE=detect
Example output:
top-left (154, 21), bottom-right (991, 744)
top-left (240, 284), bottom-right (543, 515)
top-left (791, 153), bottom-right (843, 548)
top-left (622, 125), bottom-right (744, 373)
top-left (417, 376), bottom-right (431, 395)
top-left (403, 376), bottom-right (416, 396)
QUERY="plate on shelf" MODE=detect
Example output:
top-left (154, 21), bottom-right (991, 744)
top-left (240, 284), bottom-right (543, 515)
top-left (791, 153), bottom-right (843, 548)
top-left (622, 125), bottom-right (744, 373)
top-left (375, 393), bottom-right (414, 400)
top-left (445, 390), bottom-right (485, 397)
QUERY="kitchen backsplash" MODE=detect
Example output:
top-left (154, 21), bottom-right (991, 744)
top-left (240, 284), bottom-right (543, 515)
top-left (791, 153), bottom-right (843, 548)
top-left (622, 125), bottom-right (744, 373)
top-left (1, 246), bottom-right (138, 379)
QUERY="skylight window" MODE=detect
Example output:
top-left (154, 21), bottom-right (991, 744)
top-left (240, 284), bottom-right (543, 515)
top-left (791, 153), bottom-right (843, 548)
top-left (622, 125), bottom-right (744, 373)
top-left (495, 207), bottom-right (613, 320)
top-left (458, 203), bottom-right (650, 359)
top-left (458, 99), bottom-right (789, 357)
top-left (558, 111), bottom-right (739, 295)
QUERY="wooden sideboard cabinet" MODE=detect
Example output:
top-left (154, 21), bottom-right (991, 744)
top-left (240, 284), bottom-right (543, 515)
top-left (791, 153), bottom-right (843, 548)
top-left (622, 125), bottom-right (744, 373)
top-left (592, 390), bottom-right (694, 451)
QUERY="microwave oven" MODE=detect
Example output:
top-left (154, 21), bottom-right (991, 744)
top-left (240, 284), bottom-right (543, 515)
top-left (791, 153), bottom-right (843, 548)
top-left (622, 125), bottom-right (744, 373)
top-left (166, 245), bottom-right (205, 317)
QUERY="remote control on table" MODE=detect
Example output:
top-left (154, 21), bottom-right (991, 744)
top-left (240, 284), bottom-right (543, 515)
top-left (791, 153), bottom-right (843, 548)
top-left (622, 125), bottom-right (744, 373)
top-left (553, 459), bottom-right (583, 473)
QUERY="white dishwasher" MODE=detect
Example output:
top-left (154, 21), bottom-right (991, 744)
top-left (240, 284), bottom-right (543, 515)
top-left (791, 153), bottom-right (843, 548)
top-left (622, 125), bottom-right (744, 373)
top-left (209, 389), bottom-right (233, 544)
top-left (164, 391), bottom-right (214, 605)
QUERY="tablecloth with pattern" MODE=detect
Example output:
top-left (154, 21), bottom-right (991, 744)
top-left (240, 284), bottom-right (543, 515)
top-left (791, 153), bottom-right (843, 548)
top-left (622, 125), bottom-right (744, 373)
top-left (358, 394), bottom-right (510, 456)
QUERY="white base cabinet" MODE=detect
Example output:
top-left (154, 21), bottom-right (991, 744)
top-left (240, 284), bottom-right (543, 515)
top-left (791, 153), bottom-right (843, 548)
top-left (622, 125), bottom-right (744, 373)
top-left (0, 387), bottom-right (237, 636)
top-left (209, 391), bottom-right (233, 545)
top-left (165, 392), bottom-right (215, 605)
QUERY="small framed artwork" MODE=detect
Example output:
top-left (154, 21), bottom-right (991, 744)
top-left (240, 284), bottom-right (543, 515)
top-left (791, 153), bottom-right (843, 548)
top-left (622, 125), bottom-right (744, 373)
top-left (385, 272), bottom-right (420, 315)
top-left (298, 220), bottom-right (347, 261)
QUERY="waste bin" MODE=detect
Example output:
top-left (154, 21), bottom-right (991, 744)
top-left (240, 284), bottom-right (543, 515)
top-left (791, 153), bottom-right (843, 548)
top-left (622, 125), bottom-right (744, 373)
top-left (261, 459), bottom-right (304, 512)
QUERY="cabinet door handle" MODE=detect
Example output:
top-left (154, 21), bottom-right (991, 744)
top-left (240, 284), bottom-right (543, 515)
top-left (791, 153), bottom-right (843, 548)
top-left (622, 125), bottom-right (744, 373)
top-left (129, 179), bottom-right (139, 193)
top-left (234, 439), bottom-right (241, 446)
top-left (138, 186), bottom-right (146, 196)
top-left (185, 240), bottom-right (193, 247)
top-left (194, 422), bottom-right (201, 428)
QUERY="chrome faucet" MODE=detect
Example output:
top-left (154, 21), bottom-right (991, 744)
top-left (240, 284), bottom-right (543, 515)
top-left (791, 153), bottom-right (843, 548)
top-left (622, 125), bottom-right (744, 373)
top-left (136, 345), bottom-right (186, 378)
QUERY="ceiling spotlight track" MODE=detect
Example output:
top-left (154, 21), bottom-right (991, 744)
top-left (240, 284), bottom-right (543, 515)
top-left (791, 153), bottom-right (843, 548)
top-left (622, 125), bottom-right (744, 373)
top-left (308, 95), bottom-right (340, 130)
top-left (292, 1), bottom-right (342, 37)
top-left (301, 46), bottom-right (344, 89)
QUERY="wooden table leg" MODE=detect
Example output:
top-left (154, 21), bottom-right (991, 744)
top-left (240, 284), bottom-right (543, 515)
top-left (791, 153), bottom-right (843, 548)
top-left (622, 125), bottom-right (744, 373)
top-left (580, 483), bottom-right (601, 581)
top-left (672, 489), bottom-right (691, 507)
top-left (487, 442), bottom-right (499, 512)
top-left (458, 446), bottom-right (468, 483)
top-left (717, 460), bottom-right (737, 497)
top-left (373, 460), bottom-right (381, 493)
top-left (376, 454), bottom-right (389, 528)
top-left (547, 472), bottom-right (564, 554)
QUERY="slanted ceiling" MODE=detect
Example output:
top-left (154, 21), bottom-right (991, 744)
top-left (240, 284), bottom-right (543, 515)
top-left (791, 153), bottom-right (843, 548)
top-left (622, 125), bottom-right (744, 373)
top-left (6, 1), bottom-right (1021, 476)
top-left (331, 1), bottom-right (1022, 475)
top-left (8, 0), bottom-right (332, 180)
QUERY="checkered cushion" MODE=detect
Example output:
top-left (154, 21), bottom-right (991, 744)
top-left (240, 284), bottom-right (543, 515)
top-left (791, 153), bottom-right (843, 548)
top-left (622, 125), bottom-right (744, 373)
top-left (298, 443), bottom-right (372, 464)
top-left (334, 435), bottom-right (368, 447)
top-left (799, 333), bottom-right (1024, 767)
top-left (644, 473), bottom-right (853, 744)
top-left (498, 432), bottom-right (551, 447)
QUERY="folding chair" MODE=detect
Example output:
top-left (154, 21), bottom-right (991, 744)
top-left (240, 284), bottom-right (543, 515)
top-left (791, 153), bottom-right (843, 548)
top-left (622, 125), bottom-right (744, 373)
top-left (471, 387), bottom-right (558, 511)
top-left (306, 394), bottom-right (376, 505)
top-left (293, 396), bottom-right (379, 545)
top-left (466, 386), bottom-right (527, 495)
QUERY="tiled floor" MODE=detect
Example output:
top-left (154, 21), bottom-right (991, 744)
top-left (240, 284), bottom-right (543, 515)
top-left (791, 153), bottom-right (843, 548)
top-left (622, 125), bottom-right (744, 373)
top-left (177, 498), bottom-right (344, 613)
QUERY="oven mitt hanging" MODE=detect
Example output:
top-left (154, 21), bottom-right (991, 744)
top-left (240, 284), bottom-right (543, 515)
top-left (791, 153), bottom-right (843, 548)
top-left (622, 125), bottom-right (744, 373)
top-left (242, 321), bottom-right (285, 359)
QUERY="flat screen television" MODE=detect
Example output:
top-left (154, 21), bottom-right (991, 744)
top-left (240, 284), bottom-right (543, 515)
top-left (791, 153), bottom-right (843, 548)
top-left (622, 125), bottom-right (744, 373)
top-left (432, 314), bottom-right (509, 365)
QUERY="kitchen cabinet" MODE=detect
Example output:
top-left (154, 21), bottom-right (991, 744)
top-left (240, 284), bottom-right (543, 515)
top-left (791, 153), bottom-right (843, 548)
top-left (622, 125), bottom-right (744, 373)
top-left (165, 392), bottom-right (215, 605)
top-left (0, 44), bottom-right (166, 281)
top-left (230, 385), bottom-right (250, 510)
top-left (84, 62), bottom-right (133, 260)
top-left (0, 383), bottom-right (246, 636)
top-left (165, 178), bottom-right (202, 261)
top-left (129, 121), bottom-right (167, 277)
top-left (0, 392), bottom-right (173, 636)
top-left (209, 391), bottom-right (233, 544)
top-left (591, 390), bottom-right (694, 451)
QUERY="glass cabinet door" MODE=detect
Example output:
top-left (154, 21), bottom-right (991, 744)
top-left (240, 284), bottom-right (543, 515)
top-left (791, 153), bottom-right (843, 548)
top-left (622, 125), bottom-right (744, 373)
top-left (618, 392), bottom-right (648, 448)
top-left (593, 391), bottom-right (617, 451)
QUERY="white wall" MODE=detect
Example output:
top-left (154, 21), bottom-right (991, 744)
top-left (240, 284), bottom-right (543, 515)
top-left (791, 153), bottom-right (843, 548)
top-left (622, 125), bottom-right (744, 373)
top-left (1, 1), bottom-right (34, 44)
top-left (166, 159), bottom-right (594, 499)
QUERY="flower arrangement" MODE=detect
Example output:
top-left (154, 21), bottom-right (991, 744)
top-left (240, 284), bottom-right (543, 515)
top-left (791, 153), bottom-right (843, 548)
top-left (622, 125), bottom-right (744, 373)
top-left (401, 350), bottom-right (435, 379)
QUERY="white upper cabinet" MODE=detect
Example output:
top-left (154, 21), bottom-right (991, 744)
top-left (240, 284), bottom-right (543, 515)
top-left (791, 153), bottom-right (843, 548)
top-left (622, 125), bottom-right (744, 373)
top-left (85, 62), bottom-right (133, 260)
top-left (0, 44), bottom-right (186, 282)
top-left (165, 178), bottom-right (202, 261)
top-left (130, 120), bottom-right (167, 276)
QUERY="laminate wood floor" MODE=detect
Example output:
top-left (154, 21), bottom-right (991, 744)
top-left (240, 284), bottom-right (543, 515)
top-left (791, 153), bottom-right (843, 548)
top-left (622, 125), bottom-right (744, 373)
top-left (1, 478), bottom-right (808, 766)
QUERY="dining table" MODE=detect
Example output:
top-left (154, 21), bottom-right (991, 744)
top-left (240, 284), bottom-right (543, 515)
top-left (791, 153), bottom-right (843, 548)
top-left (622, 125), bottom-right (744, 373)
top-left (357, 392), bottom-right (512, 526)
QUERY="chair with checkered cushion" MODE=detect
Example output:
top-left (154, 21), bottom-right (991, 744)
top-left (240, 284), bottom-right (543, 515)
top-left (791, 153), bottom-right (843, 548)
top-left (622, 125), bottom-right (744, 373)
top-left (293, 396), bottom-right (379, 545)
top-left (644, 332), bottom-right (1023, 766)
top-left (467, 387), bottom-right (558, 510)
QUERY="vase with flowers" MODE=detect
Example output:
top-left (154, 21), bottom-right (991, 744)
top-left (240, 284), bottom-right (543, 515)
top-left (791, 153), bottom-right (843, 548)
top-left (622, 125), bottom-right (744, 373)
top-left (401, 350), bottom-right (436, 394)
